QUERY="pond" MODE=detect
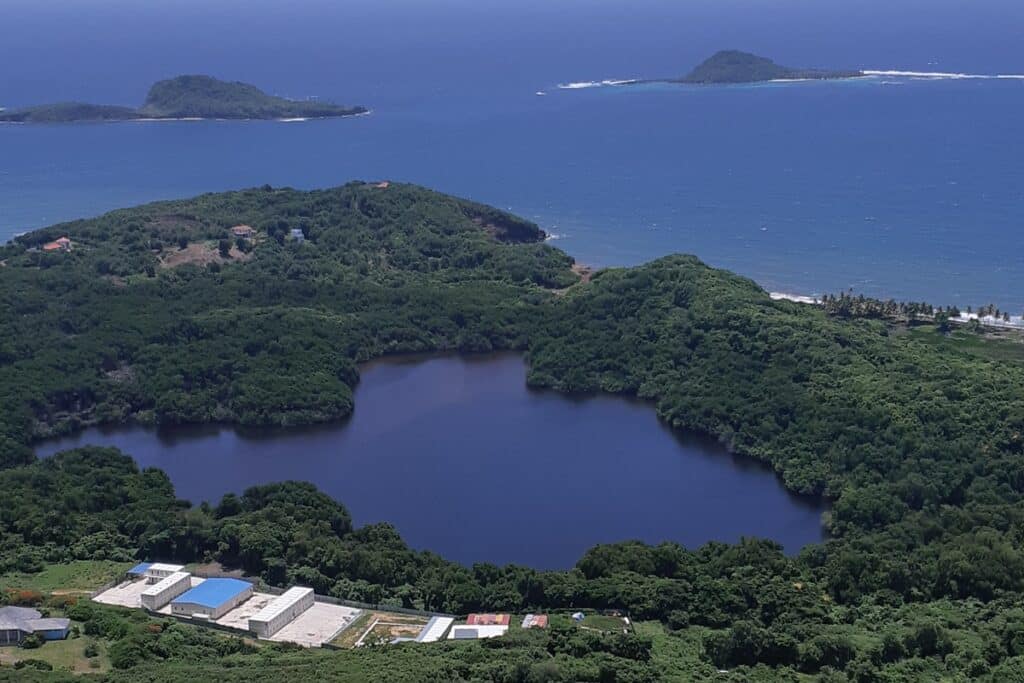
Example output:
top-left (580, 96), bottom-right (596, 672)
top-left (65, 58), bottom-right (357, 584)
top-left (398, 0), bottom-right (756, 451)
top-left (35, 354), bottom-right (826, 569)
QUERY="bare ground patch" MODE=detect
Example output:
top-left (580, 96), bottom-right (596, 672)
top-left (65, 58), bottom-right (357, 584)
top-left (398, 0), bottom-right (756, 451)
top-left (159, 243), bottom-right (251, 269)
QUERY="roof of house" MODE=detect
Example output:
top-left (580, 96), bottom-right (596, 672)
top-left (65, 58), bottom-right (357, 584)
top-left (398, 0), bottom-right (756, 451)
top-left (0, 607), bottom-right (69, 634)
top-left (146, 562), bottom-right (185, 573)
top-left (172, 578), bottom-right (252, 608)
top-left (26, 618), bottom-right (71, 632)
top-left (128, 562), bottom-right (153, 575)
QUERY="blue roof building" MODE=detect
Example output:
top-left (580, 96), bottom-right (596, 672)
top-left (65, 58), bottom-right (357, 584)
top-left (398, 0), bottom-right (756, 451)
top-left (171, 578), bottom-right (254, 619)
top-left (127, 562), bottom-right (153, 576)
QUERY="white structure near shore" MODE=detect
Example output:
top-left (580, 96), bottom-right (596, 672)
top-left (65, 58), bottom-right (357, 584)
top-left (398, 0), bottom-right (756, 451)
top-left (249, 587), bottom-right (315, 638)
top-left (140, 571), bottom-right (191, 610)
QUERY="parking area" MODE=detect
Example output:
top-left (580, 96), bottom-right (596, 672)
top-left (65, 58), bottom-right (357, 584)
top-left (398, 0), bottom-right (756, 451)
top-left (269, 602), bottom-right (362, 647)
top-left (215, 591), bottom-right (276, 630)
top-left (92, 579), bottom-right (151, 608)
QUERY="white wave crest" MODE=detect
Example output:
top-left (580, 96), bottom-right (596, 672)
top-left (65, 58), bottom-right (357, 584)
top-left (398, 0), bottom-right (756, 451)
top-left (556, 78), bottom-right (639, 90)
top-left (863, 69), bottom-right (1024, 80)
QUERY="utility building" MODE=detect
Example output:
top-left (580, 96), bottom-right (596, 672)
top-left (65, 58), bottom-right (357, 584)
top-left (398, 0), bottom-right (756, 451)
top-left (128, 562), bottom-right (186, 583)
top-left (141, 572), bottom-right (192, 610)
top-left (248, 587), bottom-right (314, 638)
top-left (171, 578), bottom-right (253, 620)
top-left (0, 607), bottom-right (70, 645)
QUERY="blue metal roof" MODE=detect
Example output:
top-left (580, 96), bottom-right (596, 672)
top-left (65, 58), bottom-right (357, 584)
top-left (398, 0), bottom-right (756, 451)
top-left (172, 578), bottom-right (251, 608)
top-left (127, 562), bottom-right (152, 575)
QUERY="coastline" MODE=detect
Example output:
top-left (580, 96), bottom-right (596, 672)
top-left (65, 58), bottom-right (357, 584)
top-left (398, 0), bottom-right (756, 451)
top-left (0, 109), bottom-right (370, 126)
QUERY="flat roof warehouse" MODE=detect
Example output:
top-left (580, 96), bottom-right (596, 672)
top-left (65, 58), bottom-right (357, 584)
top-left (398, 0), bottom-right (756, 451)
top-left (173, 578), bottom-right (252, 608)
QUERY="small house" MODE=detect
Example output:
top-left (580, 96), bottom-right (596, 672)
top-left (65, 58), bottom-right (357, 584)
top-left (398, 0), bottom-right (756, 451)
top-left (289, 228), bottom-right (305, 243)
top-left (42, 236), bottom-right (72, 252)
top-left (0, 607), bottom-right (71, 645)
top-left (230, 225), bottom-right (256, 239)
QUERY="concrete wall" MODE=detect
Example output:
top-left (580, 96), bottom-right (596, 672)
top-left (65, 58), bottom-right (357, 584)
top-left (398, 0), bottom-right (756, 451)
top-left (38, 628), bottom-right (69, 641)
top-left (0, 628), bottom-right (23, 645)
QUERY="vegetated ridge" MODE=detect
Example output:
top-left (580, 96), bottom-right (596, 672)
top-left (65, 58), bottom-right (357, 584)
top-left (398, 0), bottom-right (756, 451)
top-left (0, 75), bottom-right (366, 123)
top-left (1, 183), bottom-right (1023, 681)
top-left (671, 49), bottom-right (862, 84)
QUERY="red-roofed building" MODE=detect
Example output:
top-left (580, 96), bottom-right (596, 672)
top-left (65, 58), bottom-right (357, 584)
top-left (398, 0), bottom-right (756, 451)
top-left (230, 225), bottom-right (256, 239)
top-left (42, 237), bottom-right (72, 252)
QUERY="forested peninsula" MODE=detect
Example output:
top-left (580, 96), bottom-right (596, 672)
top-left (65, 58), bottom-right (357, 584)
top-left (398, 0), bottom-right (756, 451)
top-left (2, 184), bottom-right (1024, 681)
top-left (0, 75), bottom-right (366, 123)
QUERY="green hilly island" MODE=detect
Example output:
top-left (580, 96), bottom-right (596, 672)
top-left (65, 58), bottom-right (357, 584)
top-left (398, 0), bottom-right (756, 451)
top-left (2, 184), bottom-right (1024, 681)
top-left (676, 50), bottom-right (862, 84)
top-left (0, 75), bottom-right (366, 123)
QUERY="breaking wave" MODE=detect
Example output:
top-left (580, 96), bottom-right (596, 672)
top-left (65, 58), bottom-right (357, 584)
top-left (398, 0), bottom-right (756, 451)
top-left (556, 78), bottom-right (639, 90)
top-left (863, 69), bottom-right (1024, 80)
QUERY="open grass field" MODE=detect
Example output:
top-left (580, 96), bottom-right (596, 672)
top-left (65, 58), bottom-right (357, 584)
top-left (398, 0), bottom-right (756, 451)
top-left (0, 561), bottom-right (131, 594)
top-left (576, 613), bottom-right (630, 633)
top-left (0, 636), bottom-right (109, 674)
top-left (906, 325), bottom-right (1024, 364)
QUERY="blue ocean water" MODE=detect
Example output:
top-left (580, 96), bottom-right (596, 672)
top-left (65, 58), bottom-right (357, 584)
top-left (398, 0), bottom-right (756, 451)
top-left (2, 0), bottom-right (1023, 310)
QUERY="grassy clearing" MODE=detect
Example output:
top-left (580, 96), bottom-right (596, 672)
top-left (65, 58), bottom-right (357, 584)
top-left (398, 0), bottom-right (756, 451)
top-left (330, 612), bottom-right (375, 649)
top-left (330, 611), bottom-right (429, 648)
top-left (577, 613), bottom-right (628, 633)
top-left (0, 561), bottom-right (131, 593)
top-left (0, 636), bottom-right (109, 674)
top-left (907, 325), bottom-right (1024, 364)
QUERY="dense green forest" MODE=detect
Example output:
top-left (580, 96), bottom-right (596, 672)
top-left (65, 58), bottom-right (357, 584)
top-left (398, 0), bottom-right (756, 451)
top-left (676, 50), bottom-right (861, 84)
top-left (0, 75), bottom-right (365, 122)
top-left (2, 183), bottom-right (1024, 681)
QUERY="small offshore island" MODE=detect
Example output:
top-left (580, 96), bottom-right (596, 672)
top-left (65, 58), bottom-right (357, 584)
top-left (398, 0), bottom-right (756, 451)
top-left (672, 50), bottom-right (862, 84)
top-left (0, 74), bottom-right (367, 123)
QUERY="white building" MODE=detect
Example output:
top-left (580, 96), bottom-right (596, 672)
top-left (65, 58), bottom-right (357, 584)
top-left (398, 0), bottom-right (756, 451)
top-left (248, 587), bottom-right (314, 638)
top-left (141, 572), bottom-right (192, 610)
top-left (449, 624), bottom-right (509, 640)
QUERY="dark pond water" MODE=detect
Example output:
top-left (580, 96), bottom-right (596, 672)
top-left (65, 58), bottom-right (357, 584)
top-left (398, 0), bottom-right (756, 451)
top-left (35, 354), bottom-right (825, 568)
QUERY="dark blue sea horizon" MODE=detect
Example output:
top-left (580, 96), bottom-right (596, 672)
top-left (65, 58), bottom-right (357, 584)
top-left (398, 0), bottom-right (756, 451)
top-left (2, 0), bottom-right (1023, 311)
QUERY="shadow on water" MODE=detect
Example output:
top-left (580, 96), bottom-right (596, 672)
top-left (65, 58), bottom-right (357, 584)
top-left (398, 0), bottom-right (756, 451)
top-left (35, 353), bottom-right (827, 568)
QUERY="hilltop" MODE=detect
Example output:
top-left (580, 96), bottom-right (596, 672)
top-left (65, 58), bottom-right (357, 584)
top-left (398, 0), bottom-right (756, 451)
top-left (677, 50), bottom-right (862, 84)
top-left (0, 75), bottom-right (366, 123)
top-left (138, 75), bottom-right (366, 119)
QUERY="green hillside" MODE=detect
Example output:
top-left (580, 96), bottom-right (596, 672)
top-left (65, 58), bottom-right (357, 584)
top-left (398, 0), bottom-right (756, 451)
top-left (679, 50), bottom-right (861, 83)
top-left (1, 184), bottom-right (1022, 681)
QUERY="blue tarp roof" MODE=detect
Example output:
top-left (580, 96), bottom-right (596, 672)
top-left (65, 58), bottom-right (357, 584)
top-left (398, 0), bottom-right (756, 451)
top-left (172, 578), bottom-right (251, 608)
top-left (127, 562), bottom-right (152, 575)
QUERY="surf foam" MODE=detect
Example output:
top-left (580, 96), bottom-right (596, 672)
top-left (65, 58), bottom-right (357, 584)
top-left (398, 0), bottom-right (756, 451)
top-left (863, 69), bottom-right (1024, 80)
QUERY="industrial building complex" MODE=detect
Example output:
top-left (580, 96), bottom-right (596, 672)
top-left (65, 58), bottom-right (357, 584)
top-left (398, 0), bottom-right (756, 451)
top-left (88, 562), bottom-right (549, 649)
top-left (92, 564), bottom-right (360, 647)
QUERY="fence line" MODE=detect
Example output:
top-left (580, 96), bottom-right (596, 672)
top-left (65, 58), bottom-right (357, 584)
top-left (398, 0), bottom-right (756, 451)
top-left (189, 569), bottom-right (456, 618)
